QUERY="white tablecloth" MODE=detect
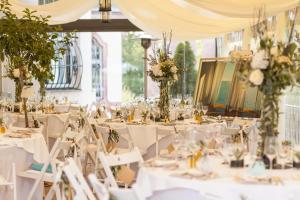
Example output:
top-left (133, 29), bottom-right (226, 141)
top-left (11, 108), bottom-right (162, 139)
top-left (134, 164), bottom-right (300, 200)
top-left (94, 119), bottom-right (224, 152)
top-left (0, 131), bottom-right (49, 200)
top-left (0, 129), bottom-right (49, 163)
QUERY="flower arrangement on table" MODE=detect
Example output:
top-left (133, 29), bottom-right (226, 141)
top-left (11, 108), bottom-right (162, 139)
top-left (233, 9), bottom-right (300, 155)
top-left (148, 32), bottom-right (179, 119)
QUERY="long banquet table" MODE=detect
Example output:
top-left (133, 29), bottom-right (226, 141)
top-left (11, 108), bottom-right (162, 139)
top-left (134, 159), bottom-right (300, 200)
top-left (93, 118), bottom-right (226, 153)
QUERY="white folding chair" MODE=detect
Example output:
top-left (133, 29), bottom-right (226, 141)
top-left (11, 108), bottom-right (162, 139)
top-left (154, 127), bottom-right (174, 159)
top-left (99, 147), bottom-right (144, 188)
top-left (0, 163), bottom-right (17, 200)
top-left (88, 174), bottom-right (138, 200)
top-left (144, 134), bottom-right (174, 161)
top-left (19, 138), bottom-right (72, 200)
top-left (47, 115), bottom-right (69, 148)
top-left (88, 174), bottom-right (109, 200)
top-left (82, 116), bottom-right (107, 171)
top-left (96, 125), bottom-right (133, 153)
top-left (46, 158), bottom-right (96, 200)
top-left (223, 127), bottom-right (243, 144)
top-left (147, 188), bottom-right (205, 200)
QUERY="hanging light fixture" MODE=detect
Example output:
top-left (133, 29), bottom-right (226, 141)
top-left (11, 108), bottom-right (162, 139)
top-left (99, 0), bottom-right (112, 23)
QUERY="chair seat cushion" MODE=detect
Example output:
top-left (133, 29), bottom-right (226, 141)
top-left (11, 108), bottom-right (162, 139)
top-left (18, 170), bottom-right (53, 182)
top-left (31, 163), bottom-right (53, 173)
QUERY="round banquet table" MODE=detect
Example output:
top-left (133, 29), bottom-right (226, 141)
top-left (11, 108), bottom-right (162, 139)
top-left (133, 160), bottom-right (300, 200)
top-left (0, 130), bottom-right (49, 200)
top-left (93, 119), bottom-right (225, 153)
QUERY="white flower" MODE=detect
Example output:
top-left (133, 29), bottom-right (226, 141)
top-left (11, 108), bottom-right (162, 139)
top-left (13, 68), bottom-right (20, 78)
top-left (251, 50), bottom-right (269, 69)
top-left (151, 65), bottom-right (163, 77)
top-left (173, 74), bottom-right (178, 81)
top-left (170, 66), bottom-right (177, 73)
top-left (249, 69), bottom-right (264, 85)
top-left (266, 31), bottom-right (274, 39)
top-left (25, 72), bottom-right (32, 79)
top-left (270, 47), bottom-right (278, 57)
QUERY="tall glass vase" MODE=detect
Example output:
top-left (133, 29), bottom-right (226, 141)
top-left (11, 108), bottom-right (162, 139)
top-left (159, 79), bottom-right (170, 119)
top-left (259, 92), bottom-right (279, 156)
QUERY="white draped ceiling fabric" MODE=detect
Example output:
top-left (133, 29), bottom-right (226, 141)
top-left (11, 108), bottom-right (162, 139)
top-left (5, 0), bottom-right (300, 40)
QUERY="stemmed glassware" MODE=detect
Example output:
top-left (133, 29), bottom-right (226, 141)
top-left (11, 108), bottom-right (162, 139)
top-left (264, 136), bottom-right (278, 170)
top-left (278, 141), bottom-right (292, 168)
top-left (173, 133), bottom-right (183, 161)
top-left (202, 105), bottom-right (208, 116)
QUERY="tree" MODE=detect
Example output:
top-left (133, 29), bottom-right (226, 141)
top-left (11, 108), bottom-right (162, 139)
top-left (0, 0), bottom-right (73, 127)
top-left (171, 41), bottom-right (196, 98)
top-left (122, 33), bottom-right (144, 98)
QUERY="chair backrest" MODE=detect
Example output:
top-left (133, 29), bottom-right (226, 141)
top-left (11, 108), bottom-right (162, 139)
top-left (63, 158), bottom-right (96, 200)
top-left (99, 147), bottom-right (144, 188)
top-left (223, 127), bottom-right (240, 136)
top-left (3, 163), bottom-right (17, 200)
top-left (96, 125), bottom-right (133, 150)
top-left (144, 134), bottom-right (174, 160)
top-left (114, 127), bottom-right (134, 149)
top-left (154, 127), bottom-right (174, 158)
top-left (147, 188), bottom-right (205, 200)
top-left (88, 174), bottom-right (109, 200)
top-left (47, 115), bottom-right (67, 138)
top-left (27, 138), bottom-right (72, 200)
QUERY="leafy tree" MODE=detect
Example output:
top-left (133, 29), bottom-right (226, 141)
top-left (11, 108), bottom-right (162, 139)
top-left (171, 41), bottom-right (196, 98)
top-left (0, 0), bottom-right (73, 127)
top-left (122, 33), bottom-right (144, 99)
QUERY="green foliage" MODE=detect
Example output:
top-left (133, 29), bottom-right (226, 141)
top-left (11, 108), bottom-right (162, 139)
top-left (235, 11), bottom-right (300, 155)
top-left (170, 41), bottom-right (196, 98)
top-left (0, 0), bottom-right (74, 101)
top-left (122, 33), bottom-right (144, 98)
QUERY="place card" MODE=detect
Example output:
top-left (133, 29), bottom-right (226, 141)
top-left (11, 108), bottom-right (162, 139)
top-left (167, 144), bottom-right (175, 154)
top-left (116, 166), bottom-right (135, 186)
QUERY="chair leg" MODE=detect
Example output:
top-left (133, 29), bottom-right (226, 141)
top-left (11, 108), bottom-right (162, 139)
top-left (12, 163), bottom-right (17, 200)
top-left (84, 152), bottom-right (89, 175)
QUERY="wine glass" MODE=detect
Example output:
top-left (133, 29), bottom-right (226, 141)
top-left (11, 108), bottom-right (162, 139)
top-left (202, 105), bottom-right (208, 116)
top-left (264, 136), bottom-right (278, 170)
top-left (173, 133), bottom-right (183, 161)
top-left (221, 136), bottom-right (234, 164)
top-left (278, 142), bottom-right (292, 168)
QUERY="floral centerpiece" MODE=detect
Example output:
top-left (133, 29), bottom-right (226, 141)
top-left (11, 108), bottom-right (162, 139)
top-left (148, 32), bottom-right (179, 119)
top-left (233, 9), bottom-right (300, 155)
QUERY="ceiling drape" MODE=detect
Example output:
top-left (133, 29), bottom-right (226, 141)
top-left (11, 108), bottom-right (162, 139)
top-left (8, 0), bottom-right (97, 24)
top-left (4, 0), bottom-right (299, 39)
top-left (185, 0), bottom-right (299, 18)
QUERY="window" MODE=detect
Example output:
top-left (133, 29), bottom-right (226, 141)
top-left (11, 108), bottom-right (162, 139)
top-left (38, 0), bottom-right (57, 5)
top-left (92, 38), bottom-right (104, 99)
top-left (46, 34), bottom-right (83, 90)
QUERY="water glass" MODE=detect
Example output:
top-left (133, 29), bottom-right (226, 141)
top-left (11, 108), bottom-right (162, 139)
top-left (264, 136), bottom-right (278, 170)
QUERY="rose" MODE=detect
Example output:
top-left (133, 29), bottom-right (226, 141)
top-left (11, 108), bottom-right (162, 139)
top-left (270, 47), bottom-right (278, 57)
top-left (251, 50), bottom-right (269, 69)
top-left (249, 69), bottom-right (264, 85)
top-left (12, 68), bottom-right (20, 78)
top-left (170, 66), bottom-right (178, 73)
top-left (151, 65), bottom-right (163, 77)
top-left (173, 74), bottom-right (178, 81)
top-left (276, 56), bottom-right (292, 65)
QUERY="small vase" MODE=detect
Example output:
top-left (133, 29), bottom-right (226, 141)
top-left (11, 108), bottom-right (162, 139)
top-left (159, 80), bottom-right (170, 119)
